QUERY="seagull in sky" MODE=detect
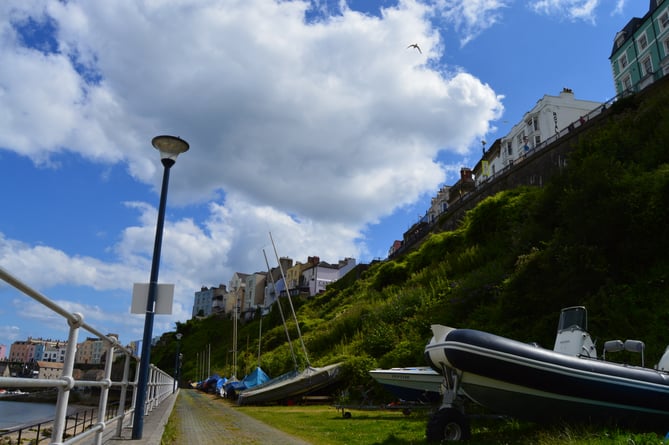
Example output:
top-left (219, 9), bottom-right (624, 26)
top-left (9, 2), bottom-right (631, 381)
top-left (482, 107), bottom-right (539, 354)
top-left (407, 43), bottom-right (421, 54)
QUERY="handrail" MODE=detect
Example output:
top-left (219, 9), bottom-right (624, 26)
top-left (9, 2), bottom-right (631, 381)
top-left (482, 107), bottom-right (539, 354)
top-left (0, 266), bottom-right (175, 445)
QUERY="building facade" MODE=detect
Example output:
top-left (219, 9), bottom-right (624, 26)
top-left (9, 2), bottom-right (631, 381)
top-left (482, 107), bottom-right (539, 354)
top-left (192, 286), bottom-right (215, 318)
top-left (491, 88), bottom-right (601, 179)
top-left (75, 337), bottom-right (104, 365)
top-left (36, 361), bottom-right (63, 380)
top-left (610, 0), bottom-right (669, 95)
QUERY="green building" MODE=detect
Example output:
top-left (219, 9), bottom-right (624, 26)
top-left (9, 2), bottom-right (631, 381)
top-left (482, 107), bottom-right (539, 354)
top-left (610, 0), bottom-right (669, 95)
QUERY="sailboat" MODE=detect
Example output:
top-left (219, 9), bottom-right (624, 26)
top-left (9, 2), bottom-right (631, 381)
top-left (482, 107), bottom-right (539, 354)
top-left (236, 234), bottom-right (343, 405)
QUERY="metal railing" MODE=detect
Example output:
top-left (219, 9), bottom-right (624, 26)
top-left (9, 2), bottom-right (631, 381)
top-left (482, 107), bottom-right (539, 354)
top-left (0, 266), bottom-right (175, 445)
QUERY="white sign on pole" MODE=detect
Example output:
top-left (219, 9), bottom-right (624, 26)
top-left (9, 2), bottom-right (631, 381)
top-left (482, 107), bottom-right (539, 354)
top-left (131, 283), bottom-right (175, 315)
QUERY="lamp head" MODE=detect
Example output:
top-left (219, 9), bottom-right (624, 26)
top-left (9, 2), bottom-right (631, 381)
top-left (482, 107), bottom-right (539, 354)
top-left (176, 333), bottom-right (183, 340)
top-left (152, 135), bottom-right (189, 163)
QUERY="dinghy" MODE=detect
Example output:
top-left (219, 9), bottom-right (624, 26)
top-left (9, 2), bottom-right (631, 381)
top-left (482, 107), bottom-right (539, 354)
top-left (423, 306), bottom-right (669, 441)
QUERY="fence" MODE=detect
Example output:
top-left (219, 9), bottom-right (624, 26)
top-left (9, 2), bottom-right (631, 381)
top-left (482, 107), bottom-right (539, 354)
top-left (0, 266), bottom-right (174, 445)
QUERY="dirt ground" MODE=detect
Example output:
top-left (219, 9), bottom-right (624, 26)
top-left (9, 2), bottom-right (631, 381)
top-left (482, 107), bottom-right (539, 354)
top-left (171, 390), bottom-right (313, 445)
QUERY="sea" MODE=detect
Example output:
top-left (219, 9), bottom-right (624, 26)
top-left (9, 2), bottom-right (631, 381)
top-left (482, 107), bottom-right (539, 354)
top-left (0, 400), bottom-right (58, 430)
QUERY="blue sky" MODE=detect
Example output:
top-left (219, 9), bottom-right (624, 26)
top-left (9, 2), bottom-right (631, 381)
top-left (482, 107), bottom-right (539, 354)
top-left (0, 0), bottom-right (648, 351)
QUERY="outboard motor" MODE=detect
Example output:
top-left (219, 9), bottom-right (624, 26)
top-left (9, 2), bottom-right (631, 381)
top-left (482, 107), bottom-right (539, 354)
top-left (657, 346), bottom-right (669, 371)
top-left (553, 306), bottom-right (597, 358)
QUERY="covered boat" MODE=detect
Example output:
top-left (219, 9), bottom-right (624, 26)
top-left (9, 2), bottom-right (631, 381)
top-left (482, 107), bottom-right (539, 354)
top-left (369, 367), bottom-right (443, 403)
top-left (224, 367), bottom-right (272, 399)
top-left (423, 306), bottom-right (669, 441)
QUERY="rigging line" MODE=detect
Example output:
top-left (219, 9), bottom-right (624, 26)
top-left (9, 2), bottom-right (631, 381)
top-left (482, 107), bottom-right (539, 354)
top-left (258, 316), bottom-right (262, 367)
top-left (263, 249), bottom-right (299, 371)
top-left (269, 232), bottom-right (311, 367)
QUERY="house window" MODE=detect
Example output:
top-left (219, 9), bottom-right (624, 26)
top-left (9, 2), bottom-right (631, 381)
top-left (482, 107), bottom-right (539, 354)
top-left (660, 11), bottom-right (669, 31)
top-left (638, 33), bottom-right (648, 51)
top-left (534, 135), bottom-right (541, 146)
top-left (615, 32), bottom-right (626, 49)
top-left (619, 53), bottom-right (628, 70)
top-left (525, 116), bottom-right (539, 132)
top-left (622, 74), bottom-right (633, 91)
top-left (641, 56), bottom-right (653, 76)
top-left (506, 141), bottom-right (513, 156)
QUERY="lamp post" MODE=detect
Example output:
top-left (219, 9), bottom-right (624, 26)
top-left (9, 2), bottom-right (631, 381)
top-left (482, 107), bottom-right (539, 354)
top-left (132, 135), bottom-right (189, 440)
top-left (173, 333), bottom-right (183, 393)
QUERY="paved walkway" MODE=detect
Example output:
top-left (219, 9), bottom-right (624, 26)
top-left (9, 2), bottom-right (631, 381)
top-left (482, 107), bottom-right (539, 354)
top-left (98, 389), bottom-right (312, 445)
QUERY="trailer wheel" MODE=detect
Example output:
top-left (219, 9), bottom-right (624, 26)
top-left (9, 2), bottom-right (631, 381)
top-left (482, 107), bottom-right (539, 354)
top-left (426, 407), bottom-right (470, 442)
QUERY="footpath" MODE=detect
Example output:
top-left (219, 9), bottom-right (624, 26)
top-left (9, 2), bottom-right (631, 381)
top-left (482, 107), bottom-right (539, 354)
top-left (99, 389), bottom-right (312, 445)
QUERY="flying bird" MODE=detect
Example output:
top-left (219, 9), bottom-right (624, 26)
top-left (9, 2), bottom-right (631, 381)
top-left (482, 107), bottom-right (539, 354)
top-left (407, 43), bottom-right (421, 54)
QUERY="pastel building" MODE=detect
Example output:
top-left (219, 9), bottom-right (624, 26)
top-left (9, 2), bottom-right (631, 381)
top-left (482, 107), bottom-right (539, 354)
top-left (610, 0), bottom-right (669, 95)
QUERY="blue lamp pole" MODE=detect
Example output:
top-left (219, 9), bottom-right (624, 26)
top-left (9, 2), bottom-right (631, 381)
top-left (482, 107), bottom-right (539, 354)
top-left (132, 135), bottom-right (189, 440)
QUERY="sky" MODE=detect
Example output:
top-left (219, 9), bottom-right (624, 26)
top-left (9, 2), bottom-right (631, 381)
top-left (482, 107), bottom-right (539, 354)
top-left (0, 0), bottom-right (649, 351)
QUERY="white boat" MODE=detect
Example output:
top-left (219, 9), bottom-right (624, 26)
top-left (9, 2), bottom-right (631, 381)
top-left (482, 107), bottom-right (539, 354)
top-left (237, 363), bottom-right (342, 405)
top-left (423, 306), bottom-right (669, 441)
top-left (368, 367), bottom-right (442, 403)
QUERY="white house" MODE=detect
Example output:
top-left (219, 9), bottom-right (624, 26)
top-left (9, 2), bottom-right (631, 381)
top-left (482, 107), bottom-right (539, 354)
top-left (479, 88), bottom-right (602, 185)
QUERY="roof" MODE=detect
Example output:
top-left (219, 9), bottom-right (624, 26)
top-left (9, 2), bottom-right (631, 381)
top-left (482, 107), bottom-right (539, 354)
top-left (610, 1), bottom-right (664, 58)
top-left (36, 361), bottom-right (64, 369)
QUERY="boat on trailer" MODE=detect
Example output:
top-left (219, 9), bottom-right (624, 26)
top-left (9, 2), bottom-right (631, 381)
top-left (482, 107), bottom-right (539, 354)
top-left (237, 363), bottom-right (342, 405)
top-left (423, 306), bottom-right (669, 441)
top-left (368, 367), bottom-right (443, 403)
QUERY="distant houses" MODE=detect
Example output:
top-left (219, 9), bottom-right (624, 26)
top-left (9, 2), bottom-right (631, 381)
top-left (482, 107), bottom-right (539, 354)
top-left (390, 88), bottom-right (604, 258)
top-left (192, 256), bottom-right (356, 320)
top-left (5, 335), bottom-right (120, 372)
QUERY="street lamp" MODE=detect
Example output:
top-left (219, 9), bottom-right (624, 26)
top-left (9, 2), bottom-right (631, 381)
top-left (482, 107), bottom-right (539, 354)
top-left (132, 135), bottom-right (189, 440)
top-left (173, 333), bottom-right (183, 393)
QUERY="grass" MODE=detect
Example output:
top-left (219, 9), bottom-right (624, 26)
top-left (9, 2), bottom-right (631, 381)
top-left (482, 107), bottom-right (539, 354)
top-left (237, 404), bottom-right (668, 445)
top-left (160, 403), bottom-right (179, 445)
top-left (237, 404), bottom-right (430, 445)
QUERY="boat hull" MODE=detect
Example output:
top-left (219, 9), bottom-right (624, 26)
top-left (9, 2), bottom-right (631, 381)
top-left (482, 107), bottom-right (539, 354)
top-left (369, 367), bottom-right (442, 403)
top-left (425, 326), bottom-right (669, 426)
top-left (237, 363), bottom-right (342, 405)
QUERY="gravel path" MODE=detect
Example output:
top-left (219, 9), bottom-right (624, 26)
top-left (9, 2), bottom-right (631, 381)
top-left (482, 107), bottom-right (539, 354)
top-left (173, 390), bottom-right (313, 445)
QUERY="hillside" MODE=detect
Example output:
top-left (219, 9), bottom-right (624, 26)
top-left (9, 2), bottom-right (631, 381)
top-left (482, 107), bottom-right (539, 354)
top-left (151, 78), bottom-right (669, 400)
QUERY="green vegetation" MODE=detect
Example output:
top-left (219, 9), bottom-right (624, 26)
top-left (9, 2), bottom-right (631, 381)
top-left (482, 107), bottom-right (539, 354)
top-left (151, 80), bottom-right (669, 442)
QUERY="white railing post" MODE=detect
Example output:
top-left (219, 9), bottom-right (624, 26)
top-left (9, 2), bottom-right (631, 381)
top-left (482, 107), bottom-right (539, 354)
top-left (52, 312), bottom-right (83, 444)
top-left (115, 352), bottom-right (132, 437)
top-left (93, 336), bottom-right (116, 445)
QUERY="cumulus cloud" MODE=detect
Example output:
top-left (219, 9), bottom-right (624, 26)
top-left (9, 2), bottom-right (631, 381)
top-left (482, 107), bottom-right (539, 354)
top-left (0, 1), bottom-right (503, 251)
top-left (434, 0), bottom-right (509, 47)
top-left (0, 0), bottom-right (506, 343)
top-left (528, 0), bottom-right (600, 23)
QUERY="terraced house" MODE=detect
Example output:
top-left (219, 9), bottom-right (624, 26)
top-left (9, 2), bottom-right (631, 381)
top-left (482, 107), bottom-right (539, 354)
top-left (611, 0), bottom-right (669, 94)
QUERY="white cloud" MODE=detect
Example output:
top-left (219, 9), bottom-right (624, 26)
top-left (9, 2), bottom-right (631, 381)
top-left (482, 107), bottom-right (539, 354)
top-left (1, 0), bottom-right (502, 214)
top-left (433, 0), bottom-right (510, 46)
top-left (528, 0), bottom-right (600, 23)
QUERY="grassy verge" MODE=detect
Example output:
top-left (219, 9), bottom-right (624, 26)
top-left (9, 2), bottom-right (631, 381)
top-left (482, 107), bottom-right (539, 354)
top-left (160, 403), bottom-right (180, 445)
top-left (237, 404), bottom-right (667, 445)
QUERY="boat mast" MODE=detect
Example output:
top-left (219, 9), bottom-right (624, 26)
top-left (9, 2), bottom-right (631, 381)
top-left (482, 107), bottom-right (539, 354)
top-left (263, 248), bottom-right (299, 371)
top-left (269, 232), bottom-right (311, 368)
top-left (232, 298), bottom-right (238, 379)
